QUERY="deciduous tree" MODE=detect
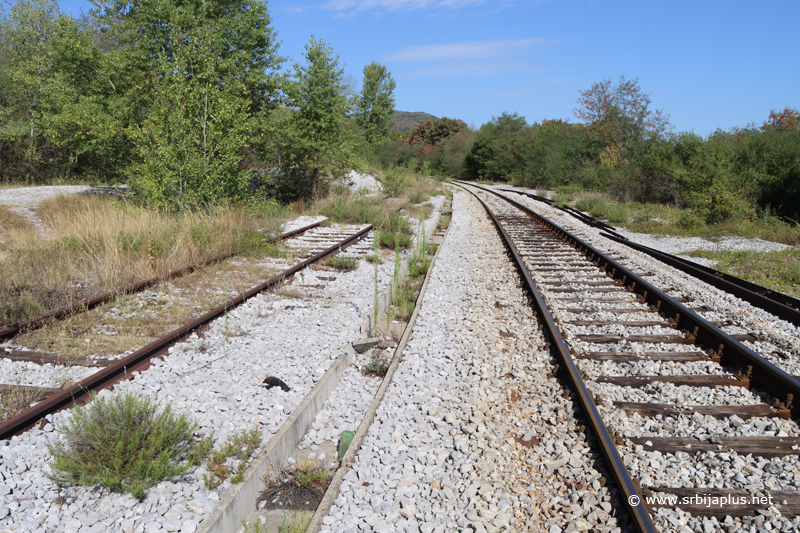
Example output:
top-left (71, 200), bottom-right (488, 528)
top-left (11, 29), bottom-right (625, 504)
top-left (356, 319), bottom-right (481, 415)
top-left (574, 76), bottom-right (670, 165)
top-left (281, 36), bottom-right (353, 199)
top-left (355, 62), bottom-right (396, 145)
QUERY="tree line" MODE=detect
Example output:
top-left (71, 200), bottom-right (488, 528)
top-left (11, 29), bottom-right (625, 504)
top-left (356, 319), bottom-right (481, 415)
top-left (379, 77), bottom-right (800, 226)
top-left (0, 0), bottom-right (397, 208)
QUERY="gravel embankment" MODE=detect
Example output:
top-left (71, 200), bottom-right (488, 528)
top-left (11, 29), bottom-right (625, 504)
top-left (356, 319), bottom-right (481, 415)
top-left (0, 229), bottom-right (399, 533)
top-left (321, 190), bottom-right (626, 533)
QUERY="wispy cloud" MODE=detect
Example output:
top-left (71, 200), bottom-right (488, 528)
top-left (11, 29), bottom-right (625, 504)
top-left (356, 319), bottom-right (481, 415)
top-left (401, 62), bottom-right (540, 79)
top-left (386, 38), bottom-right (547, 79)
top-left (386, 38), bottom-right (543, 62)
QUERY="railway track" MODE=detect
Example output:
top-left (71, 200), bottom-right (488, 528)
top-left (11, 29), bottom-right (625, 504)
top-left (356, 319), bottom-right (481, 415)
top-left (454, 181), bottom-right (800, 531)
top-left (498, 186), bottom-right (800, 327)
top-left (0, 221), bottom-right (372, 438)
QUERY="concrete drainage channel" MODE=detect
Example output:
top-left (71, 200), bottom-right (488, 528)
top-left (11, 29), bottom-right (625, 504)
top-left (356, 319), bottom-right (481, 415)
top-left (197, 199), bottom-right (452, 533)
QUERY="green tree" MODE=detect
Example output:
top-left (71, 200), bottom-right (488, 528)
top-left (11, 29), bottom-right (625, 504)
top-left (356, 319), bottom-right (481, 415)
top-left (129, 21), bottom-right (253, 209)
top-left (574, 76), bottom-right (671, 165)
top-left (355, 62), bottom-right (396, 145)
top-left (404, 117), bottom-right (468, 147)
top-left (463, 112), bottom-right (527, 181)
top-left (0, 0), bottom-right (62, 180)
top-left (86, 0), bottom-right (283, 205)
top-left (281, 36), bottom-right (352, 199)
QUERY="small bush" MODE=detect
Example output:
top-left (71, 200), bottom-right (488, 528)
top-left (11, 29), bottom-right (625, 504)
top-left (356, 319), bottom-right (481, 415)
top-left (326, 256), bottom-right (359, 271)
top-left (294, 460), bottom-right (330, 487)
top-left (605, 205), bottom-right (630, 224)
top-left (377, 231), bottom-right (411, 249)
top-left (376, 167), bottom-right (408, 197)
top-left (407, 189), bottom-right (430, 204)
top-left (555, 185), bottom-right (582, 196)
top-left (677, 211), bottom-right (706, 231)
top-left (47, 392), bottom-right (198, 499)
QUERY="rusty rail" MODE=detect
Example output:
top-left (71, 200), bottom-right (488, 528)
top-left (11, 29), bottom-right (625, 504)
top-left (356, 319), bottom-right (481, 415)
top-left (0, 220), bottom-right (323, 341)
top-left (0, 224), bottom-right (369, 439)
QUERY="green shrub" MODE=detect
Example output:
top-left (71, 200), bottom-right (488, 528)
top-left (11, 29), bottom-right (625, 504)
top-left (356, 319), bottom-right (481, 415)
top-left (376, 167), bottom-right (408, 197)
top-left (48, 392), bottom-right (198, 499)
top-left (556, 185), bottom-right (582, 196)
top-left (605, 205), bottom-right (630, 224)
top-left (326, 256), bottom-right (359, 271)
top-left (407, 189), bottom-right (430, 204)
top-left (677, 210), bottom-right (706, 231)
top-left (376, 231), bottom-right (411, 249)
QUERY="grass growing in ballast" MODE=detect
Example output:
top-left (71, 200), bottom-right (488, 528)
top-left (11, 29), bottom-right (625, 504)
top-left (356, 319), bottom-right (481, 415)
top-left (47, 392), bottom-right (199, 499)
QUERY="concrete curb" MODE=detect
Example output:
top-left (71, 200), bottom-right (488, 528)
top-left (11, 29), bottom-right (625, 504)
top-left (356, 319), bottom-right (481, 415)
top-left (196, 343), bottom-right (356, 533)
top-left (197, 197), bottom-right (450, 533)
top-left (306, 200), bottom-right (453, 533)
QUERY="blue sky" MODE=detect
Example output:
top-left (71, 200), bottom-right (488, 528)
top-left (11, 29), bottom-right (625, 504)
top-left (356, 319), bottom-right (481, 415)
top-left (56, 0), bottom-right (799, 136)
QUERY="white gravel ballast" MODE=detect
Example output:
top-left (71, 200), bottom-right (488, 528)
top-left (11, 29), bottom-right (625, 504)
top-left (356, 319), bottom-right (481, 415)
top-left (0, 230), bottom-right (401, 533)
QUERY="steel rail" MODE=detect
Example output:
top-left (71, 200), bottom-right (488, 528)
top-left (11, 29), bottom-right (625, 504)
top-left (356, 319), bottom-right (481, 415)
top-left (0, 224), bottom-right (371, 440)
top-left (454, 182), bottom-right (658, 533)
top-left (456, 180), bottom-right (800, 417)
top-left (500, 186), bottom-right (800, 324)
top-left (597, 232), bottom-right (800, 327)
top-left (0, 221), bottom-right (323, 341)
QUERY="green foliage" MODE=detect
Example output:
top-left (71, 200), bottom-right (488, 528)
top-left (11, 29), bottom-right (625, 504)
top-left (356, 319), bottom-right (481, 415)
top-left (376, 166), bottom-right (407, 196)
top-left (355, 62), bottom-right (396, 145)
top-left (326, 256), bottom-right (358, 270)
top-left (363, 353), bottom-right (391, 376)
top-left (202, 428), bottom-right (263, 489)
top-left (294, 461), bottom-right (330, 487)
top-left (281, 36), bottom-right (353, 199)
top-left (47, 392), bottom-right (198, 499)
top-left (574, 75), bottom-right (671, 165)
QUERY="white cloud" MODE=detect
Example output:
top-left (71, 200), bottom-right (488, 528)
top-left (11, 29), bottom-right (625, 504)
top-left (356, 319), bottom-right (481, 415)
top-left (386, 38), bottom-right (543, 62)
top-left (401, 61), bottom-right (540, 79)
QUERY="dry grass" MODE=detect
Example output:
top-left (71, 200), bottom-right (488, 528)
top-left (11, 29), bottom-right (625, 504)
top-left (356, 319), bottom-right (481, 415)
top-left (0, 194), bottom-right (287, 327)
top-left (18, 256), bottom-right (289, 357)
top-left (0, 384), bottom-right (51, 422)
top-left (0, 205), bottom-right (39, 253)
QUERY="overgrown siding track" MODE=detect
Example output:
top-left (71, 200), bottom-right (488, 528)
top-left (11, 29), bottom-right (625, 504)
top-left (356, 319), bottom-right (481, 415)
top-left (0, 222), bottom-right (370, 439)
top-left (455, 181), bottom-right (800, 531)
top-left (0, 220), bottom-right (323, 343)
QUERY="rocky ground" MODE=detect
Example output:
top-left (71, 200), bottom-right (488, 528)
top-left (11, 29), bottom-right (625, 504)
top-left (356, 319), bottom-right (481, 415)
top-left (320, 190), bottom-right (627, 533)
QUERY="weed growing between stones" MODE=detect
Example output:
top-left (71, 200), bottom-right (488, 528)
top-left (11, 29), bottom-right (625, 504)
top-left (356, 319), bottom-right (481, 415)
top-left (325, 256), bottom-right (358, 271)
top-left (47, 392), bottom-right (200, 500)
top-left (362, 352), bottom-right (391, 377)
top-left (258, 459), bottom-right (330, 512)
top-left (201, 428), bottom-right (263, 489)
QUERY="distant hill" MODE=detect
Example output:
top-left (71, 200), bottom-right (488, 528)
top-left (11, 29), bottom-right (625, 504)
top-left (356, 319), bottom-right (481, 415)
top-left (391, 111), bottom-right (438, 132)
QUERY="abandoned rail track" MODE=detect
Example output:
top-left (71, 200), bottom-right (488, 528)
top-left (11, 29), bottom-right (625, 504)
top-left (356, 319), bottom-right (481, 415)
top-left (455, 180), bottom-right (800, 531)
top-left (0, 222), bottom-right (371, 438)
